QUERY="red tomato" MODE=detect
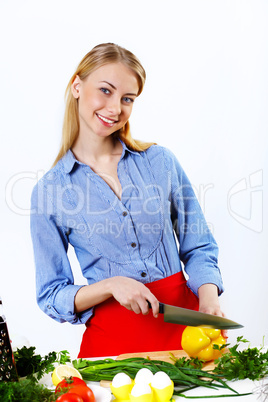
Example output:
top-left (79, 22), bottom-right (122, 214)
top-left (55, 376), bottom-right (87, 393)
top-left (56, 393), bottom-right (83, 402)
top-left (68, 385), bottom-right (95, 402)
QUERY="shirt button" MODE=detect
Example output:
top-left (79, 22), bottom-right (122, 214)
top-left (122, 211), bottom-right (128, 217)
top-left (141, 272), bottom-right (147, 277)
top-left (131, 242), bottom-right (136, 248)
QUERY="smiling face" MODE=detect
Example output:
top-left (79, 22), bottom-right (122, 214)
top-left (71, 62), bottom-right (139, 142)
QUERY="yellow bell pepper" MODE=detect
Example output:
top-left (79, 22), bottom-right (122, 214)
top-left (181, 326), bottom-right (226, 361)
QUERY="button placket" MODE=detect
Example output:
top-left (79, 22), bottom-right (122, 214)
top-left (118, 156), bottom-right (142, 255)
top-left (121, 211), bottom-right (139, 252)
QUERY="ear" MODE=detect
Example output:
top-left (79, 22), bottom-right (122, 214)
top-left (71, 75), bottom-right (81, 99)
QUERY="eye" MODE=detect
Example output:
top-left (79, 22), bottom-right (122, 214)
top-left (100, 88), bottom-right (111, 94)
top-left (122, 97), bottom-right (134, 104)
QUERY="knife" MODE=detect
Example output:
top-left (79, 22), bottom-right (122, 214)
top-left (149, 302), bottom-right (243, 329)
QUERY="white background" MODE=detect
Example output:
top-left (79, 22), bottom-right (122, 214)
top-left (1, 0), bottom-right (267, 357)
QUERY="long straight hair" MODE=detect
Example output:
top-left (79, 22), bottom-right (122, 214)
top-left (53, 43), bottom-right (155, 166)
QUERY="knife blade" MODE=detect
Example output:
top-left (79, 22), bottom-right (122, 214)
top-left (155, 303), bottom-right (243, 329)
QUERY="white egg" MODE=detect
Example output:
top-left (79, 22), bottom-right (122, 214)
top-left (151, 371), bottom-right (172, 389)
top-left (112, 372), bottom-right (132, 388)
top-left (135, 368), bottom-right (154, 385)
top-left (131, 383), bottom-right (152, 397)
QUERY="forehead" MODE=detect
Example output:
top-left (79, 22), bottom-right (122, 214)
top-left (85, 62), bottom-right (139, 92)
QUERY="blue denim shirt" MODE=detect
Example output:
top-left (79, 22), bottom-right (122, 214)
top-left (30, 141), bottom-right (224, 325)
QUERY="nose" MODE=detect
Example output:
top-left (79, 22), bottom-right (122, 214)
top-left (107, 96), bottom-right (121, 116)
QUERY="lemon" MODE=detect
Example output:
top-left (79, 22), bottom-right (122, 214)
top-left (51, 364), bottom-right (83, 386)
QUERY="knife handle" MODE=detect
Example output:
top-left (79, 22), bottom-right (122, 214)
top-left (147, 301), bottom-right (164, 314)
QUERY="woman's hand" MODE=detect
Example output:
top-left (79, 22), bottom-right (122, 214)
top-left (198, 283), bottom-right (228, 339)
top-left (109, 276), bottom-right (159, 318)
top-left (74, 276), bottom-right (159, 318)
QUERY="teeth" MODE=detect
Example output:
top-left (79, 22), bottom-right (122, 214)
top-left (97, 114), bottom-right (115, 124)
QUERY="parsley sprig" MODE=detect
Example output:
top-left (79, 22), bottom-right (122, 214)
top-left (170, 354), bottom-right (204, 369)
top-left (213, 336), bottom-right (268, 381)
top-left (13, 346), bottom-right (71, 382)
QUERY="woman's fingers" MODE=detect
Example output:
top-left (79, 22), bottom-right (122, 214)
top-left (222, 329), bottom-right (228, 339)
top-left (219, 312), bottom-right (228, 339)
top-left (130, 294), bottom-right (159, 317)
top-left (110, 276), bottom-right (159, 317)
top-left (199, 306), bottom-right (228, 339)
top-left (145, 297), bottom-right (159, 318)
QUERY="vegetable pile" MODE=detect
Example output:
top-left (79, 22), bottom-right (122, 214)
top-left (0, 347), bottom-right (88, 402)
top-left (73, 355), bottom-right (248, 398)
top-left (1, 336), bottom-right (268, 401)
top-left (72, 336), bottom-right (268, 398)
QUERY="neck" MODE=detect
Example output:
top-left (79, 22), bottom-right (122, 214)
top-left (72, 133), bottom-right (121, 165)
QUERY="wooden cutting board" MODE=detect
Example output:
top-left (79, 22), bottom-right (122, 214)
top-left (100, 349), bottom-right (216, 387)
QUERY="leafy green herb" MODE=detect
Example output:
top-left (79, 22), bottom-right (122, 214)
top-left (14, 346), bottom-right (71, 382)
top-left (14, 346), bottom-right (56, 381)
top-left (213, 336), bottom-right (268, 381)
top-left (170, 353), bottom-right (204, 369)
top-left (58, 350), bottom-right (71, 365)
top-left (0, 378), bottom-right (69, 402)
top-left (0, 378), bottom-right (56, 402)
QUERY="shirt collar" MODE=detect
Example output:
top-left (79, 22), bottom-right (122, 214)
top-left (61, 149), bottom-right (78, 174)
top-left (118, 138), bottom-right (141, 159)
top-left (61, 138), bottom-right (141, 174)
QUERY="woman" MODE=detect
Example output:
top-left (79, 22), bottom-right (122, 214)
top-left (30, 43), bottom-right (225, 357)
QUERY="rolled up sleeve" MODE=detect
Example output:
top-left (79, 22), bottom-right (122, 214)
top-left (30, 181), bottom-right (93, 324)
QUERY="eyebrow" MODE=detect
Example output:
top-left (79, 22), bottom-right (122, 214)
top-left (100, 81), bottom-right (138, 97)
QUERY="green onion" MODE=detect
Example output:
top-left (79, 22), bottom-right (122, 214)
top-left (173, 392), bottom-right (252, 399)
top-left (72, 356), bottom-right (244, 396)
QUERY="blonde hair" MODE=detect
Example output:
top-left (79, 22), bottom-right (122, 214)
top-left (53, 43), bottom-right (155, 166)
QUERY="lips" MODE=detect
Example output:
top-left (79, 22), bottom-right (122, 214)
top-left (96, 113), bottom-right (118, 127)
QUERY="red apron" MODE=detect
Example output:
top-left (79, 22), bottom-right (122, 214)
top-left (78, 272), bottom-right (199, 358)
